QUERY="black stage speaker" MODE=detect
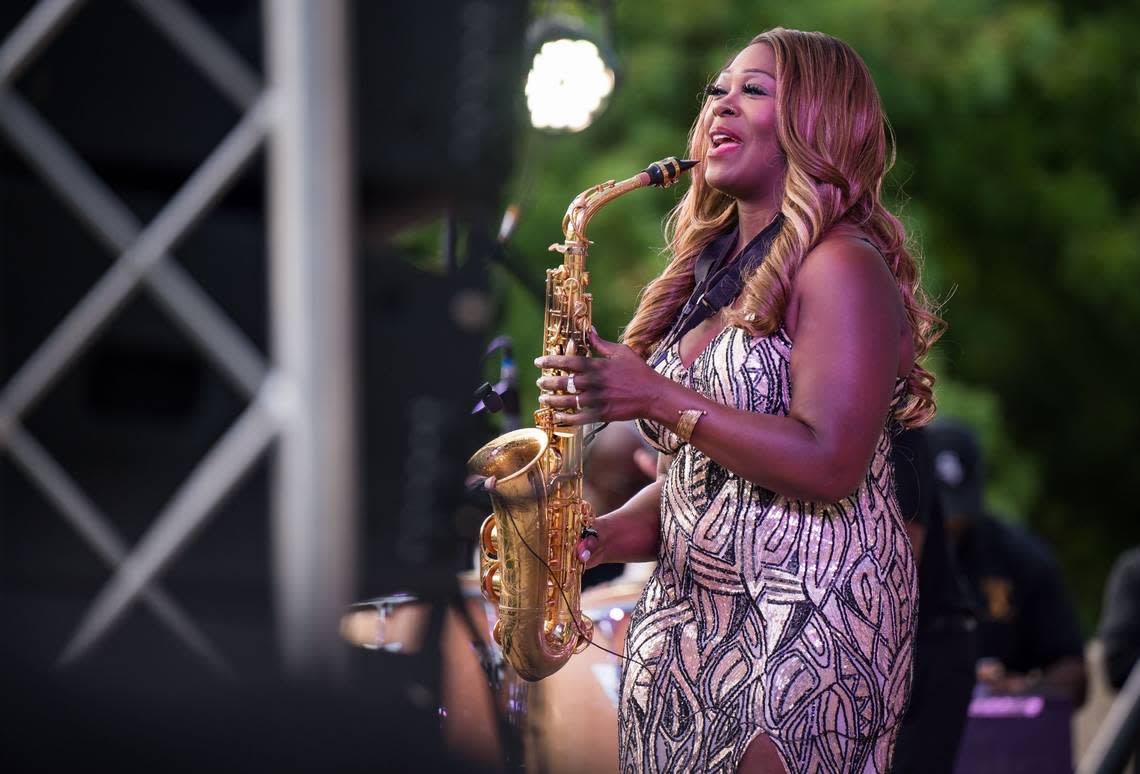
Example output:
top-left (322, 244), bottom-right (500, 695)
top-left (0, 0), bottom-right (527, 210)
top-left (361, 245), bottom-right (493, 595)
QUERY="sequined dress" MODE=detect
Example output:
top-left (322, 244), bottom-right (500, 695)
top-left (627, 324), bottom-right (917, 773)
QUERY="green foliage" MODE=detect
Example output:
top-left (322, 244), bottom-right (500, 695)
top-left (490, 0), bottom-right (1138, 631)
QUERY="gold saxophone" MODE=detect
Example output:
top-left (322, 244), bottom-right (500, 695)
top-left (468, 157), bottom-right (696, 681)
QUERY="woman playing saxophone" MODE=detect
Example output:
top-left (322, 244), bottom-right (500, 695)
top-left (535, 28), bottom-right (941, 774)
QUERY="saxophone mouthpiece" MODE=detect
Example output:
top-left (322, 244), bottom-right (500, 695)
top-left (643, 157), bottom-right (700, 188)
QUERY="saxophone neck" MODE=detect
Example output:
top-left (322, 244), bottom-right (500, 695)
top-left (551, 157), bottom-right (699, 253)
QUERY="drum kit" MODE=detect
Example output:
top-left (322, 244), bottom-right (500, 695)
top-left (526, 579), bottom-right (646, 773)
top-left (340, 572), bottom-right (648, 772)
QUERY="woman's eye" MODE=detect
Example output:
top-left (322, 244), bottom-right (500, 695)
top-left (742, 83), bottom-right (767, 96)
top-left (704, 83), bottom-right (728, 97)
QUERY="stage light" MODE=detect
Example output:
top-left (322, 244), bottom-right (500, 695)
top-left (524, 16), bottom-right (617, 133)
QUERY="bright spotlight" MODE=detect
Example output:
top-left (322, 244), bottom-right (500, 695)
top-left (525, 17), bottom-right (617, 133)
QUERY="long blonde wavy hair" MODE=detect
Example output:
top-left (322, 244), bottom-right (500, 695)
top-left (622, 28), bottom-right (942, 427)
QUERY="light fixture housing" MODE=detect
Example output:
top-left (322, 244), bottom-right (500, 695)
top-left (524, 15), bottom-right (618, 133)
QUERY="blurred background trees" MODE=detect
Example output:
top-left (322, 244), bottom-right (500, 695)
top-left (467, 0), bottom-right (1139, 629)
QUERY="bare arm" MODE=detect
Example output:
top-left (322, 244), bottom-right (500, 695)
top-left (651, 238), bottom-right (902, 500)
top-left (540, 237), bottom-right (906, 503)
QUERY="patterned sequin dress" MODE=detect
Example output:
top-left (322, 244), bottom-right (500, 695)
top-left (626, 324), bottom-right (917, 773)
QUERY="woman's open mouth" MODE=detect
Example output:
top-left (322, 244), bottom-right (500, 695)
top-left (708, 129), bottom-right (742, 158)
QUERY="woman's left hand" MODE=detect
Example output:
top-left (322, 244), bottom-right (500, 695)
top-left (535, 328), bottom-right (665, 426)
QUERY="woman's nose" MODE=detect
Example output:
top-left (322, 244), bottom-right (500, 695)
top-left (715, 97), bottom-right (738, 117)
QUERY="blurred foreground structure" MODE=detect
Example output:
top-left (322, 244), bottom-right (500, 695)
top-left (1, 0), bottom-right (523, 769)
top-left (1, 0), bottom-right (354, 682)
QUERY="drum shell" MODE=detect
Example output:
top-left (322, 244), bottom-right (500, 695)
top-left (526, 579), bottom-right (647, 774)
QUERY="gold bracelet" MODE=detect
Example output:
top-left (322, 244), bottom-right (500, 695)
top-left (675, 409), bottom-right (707, 444)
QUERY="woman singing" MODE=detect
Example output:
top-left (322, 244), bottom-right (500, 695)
top-left (533, 27), bottom-right (941, 773)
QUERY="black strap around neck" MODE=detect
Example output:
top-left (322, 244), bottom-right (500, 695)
top-left (651, 215), bottom-right (783, 366)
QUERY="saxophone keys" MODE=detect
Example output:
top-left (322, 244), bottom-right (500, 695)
top-left (545, 619), bottom-right (573, 647)
top-left (481, 561), bottom-right (502, 604)
top-left (479, 514), bottom-right (499, 560)
top-left (573, 616), bottom-right (595, 653)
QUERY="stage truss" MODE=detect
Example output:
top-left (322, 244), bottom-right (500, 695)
top-left (0, 0), bottom-right (358, 678)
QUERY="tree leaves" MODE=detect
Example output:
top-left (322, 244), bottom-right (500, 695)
top-left (496, 0), bottom-right (1138, 629)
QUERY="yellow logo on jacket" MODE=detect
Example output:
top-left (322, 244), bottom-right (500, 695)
top-left (980, 577), bottom-right (1013, 621)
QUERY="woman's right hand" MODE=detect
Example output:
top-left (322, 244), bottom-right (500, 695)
top-left (574, 519), bottom-right (611, 569)
top-left (576, 519), bottom-right (607, 569)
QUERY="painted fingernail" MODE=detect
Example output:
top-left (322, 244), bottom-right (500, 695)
top-left (579, 550), bottom-right (591, 563)
top-left (533, 358), bottom-right (542, 366)
top-left (538, 395), bottom-right (549, 405)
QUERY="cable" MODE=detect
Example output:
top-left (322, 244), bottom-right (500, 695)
top-left (583, 420), bottom-right (610, 446)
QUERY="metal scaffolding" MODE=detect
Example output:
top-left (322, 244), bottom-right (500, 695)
top-left (0, 0), bottom-right (357, 678)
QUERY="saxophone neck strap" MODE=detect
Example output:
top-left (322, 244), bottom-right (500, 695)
top-left (651, 214), bottom-right (783, 366)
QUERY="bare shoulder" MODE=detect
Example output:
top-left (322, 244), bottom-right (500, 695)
top-left (800, 231), bottom-right (894, 288)
top-left (786, 232), bottom-right (902, 336)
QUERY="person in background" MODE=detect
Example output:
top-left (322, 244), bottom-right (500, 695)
top-left (890, 426), bottom-right (977, 773)
top-left (1098, 545), bottom-right (1140, 769)
top-left (928, 419), bottom-right (1087, 706)
top-left (1101, 546), bottom-right (1140, 689)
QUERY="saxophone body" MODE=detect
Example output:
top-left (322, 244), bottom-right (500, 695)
top-left (469, 157), bottom-right (696, 682)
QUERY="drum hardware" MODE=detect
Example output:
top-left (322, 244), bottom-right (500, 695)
top-left (341, 578), bottom-right (527, 769)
